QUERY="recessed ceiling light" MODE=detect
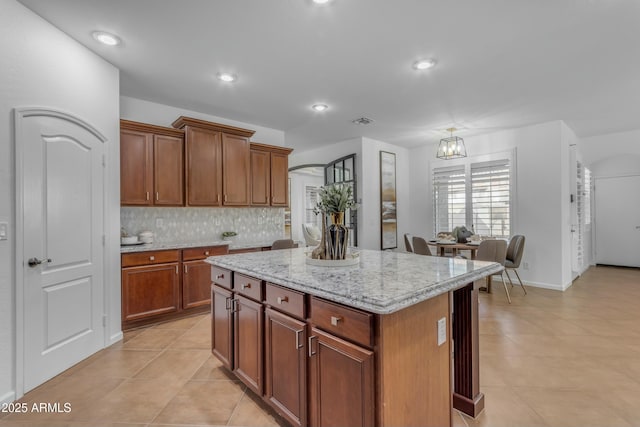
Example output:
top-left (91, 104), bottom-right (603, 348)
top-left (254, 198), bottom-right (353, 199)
top-left (312, 0), bottom-right (332, 4)
top-left (311, 104), bottom-right (329, 112)
top-left (413, 58), bottom-right (437, 70)
top-left (92, 31), bottom-right (121, 46)
top-left (217, 72), bottom-right (237, 83)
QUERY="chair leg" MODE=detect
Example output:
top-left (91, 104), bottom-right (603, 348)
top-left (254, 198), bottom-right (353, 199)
top-left (504, 269), bottom-right (515, 288)
top-left (514, 269), bottom-right (527, 295)
top-left (500, 272), bottom-right (512, 304)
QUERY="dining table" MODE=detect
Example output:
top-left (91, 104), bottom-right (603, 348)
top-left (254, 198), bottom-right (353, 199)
top-left (427, 240), bottom-right (481, 259)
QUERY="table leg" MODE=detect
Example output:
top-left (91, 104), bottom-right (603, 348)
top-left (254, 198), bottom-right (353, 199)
top-left (452, 283), bottom-right (484, 417)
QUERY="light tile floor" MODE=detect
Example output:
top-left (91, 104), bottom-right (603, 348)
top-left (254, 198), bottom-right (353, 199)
top-left (1, 265), bottom-right (639, 427)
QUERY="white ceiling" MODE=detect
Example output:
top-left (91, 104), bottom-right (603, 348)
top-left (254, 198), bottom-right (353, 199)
top-left (17, 0), bottom-right (640, 152)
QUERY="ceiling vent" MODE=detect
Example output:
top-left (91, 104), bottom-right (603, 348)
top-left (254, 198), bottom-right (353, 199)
top-left (351, 117), bottom-right (374, 125)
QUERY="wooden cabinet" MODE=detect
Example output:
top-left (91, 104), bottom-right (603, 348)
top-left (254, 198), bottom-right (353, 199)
top-left (183, 246), bottom-right (228, 309)
top-left (265, 307), bottom-right (307, 427)
top-left (233, 294), bottom-right (264, 395)
top-left (121, 250), bottom-right (181, 322)
top-left (173, 116), bottom-right (254, 207)
top-left (308, 327), bottom-right (374, 427)
top-left (211, 284), bottom-right (234, 370)
top-left (184, 126), bottom-right (222, 206)
top-left (250, 143), bottom-right (293, 207)
top-left (120, 120), bottom-right (184, 206)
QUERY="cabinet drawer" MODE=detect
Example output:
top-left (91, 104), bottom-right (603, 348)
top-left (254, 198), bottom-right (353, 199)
top-left (183, 245), bottom-right (228, 261)
top-left (234, 273), bottom-right (262, 301)
top-left (310, 297), bottom-right (373, 348)
top-left (264, 283), bottom-right (305, 320)
top-left (211, 266), bottom-right (232, 289)
top-left (122, 250), bottom-right (180, 267)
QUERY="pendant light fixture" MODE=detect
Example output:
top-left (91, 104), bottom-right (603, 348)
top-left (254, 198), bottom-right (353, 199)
top-left (436, 127), bottom-right (467, 160)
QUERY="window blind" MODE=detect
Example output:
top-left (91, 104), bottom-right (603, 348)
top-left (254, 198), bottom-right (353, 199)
top-left (433, 166), bottom-right (467, 234)
top-left (471, 160), bottom-right (510, 238)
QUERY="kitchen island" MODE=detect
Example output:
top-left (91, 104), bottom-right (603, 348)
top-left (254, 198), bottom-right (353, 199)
top-left (206, 248), bottom-right (502, 427)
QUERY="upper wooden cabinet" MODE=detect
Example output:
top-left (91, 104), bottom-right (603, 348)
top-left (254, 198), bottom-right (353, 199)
top-left (120, 120), bottom-right (184, 206)
top-left (173, 116), bottom-right (254, 207)
top-left (250, 143), bottom-right (293, 207)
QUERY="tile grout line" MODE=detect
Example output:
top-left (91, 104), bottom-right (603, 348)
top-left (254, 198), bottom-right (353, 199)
top-left (225, 389), bottom-right (247, 426)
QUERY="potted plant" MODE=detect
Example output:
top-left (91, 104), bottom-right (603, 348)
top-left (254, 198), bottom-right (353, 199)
top-left (314, 184), bottom-right (357, 260)
top-left (221, 231), bottom-right (237, 241)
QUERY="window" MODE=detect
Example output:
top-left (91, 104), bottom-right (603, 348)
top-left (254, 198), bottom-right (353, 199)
top-left (432, 153), bottom-right (513, 238)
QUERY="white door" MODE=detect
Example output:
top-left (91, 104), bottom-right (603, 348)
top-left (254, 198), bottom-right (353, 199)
top-left (594, 175), bottom-right (640, 267)
top-left (16, 108), bottom-right (106, 393)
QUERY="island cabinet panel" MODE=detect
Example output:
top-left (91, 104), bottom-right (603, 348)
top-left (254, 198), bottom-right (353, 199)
top-left (250, 149), bottom-right (270, 206)
top-left (211, 284), bottom-right (234, 370)
top-left (265, 308), bottom-right (307, 427)
top-left (233, 294), bottom-right (264, 395)
top-left (185, 126), bottom-right (222, 206)
top-left (308, 327), bottom-right (374, 427)
top-left (222, 134), bottom-right (251, 206)
top-left (121, 262), bottom-right (180, 322)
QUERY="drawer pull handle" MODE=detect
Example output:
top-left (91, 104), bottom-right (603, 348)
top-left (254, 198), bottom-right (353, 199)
top-left (184, 265), bottom-right (188, 274)
top-left (225, 297), bottom-right (232, 310)
top-left (241, 283), bottom-right (251, 290)
top-left (330, 316), bottom-right (342, 326)
top-left (149, 256), bottom-right (155, 261)
top-left (231, 299), bottom-right (239, 313)
top-left (308, 335), bottom-right (317, 357)
top-left (205, 251), bottom-right (209, 255)
top-left (216, 273), bottom-right (224, 279)
top-left (277, 296), bottom-right (288, 304)
top-left (295, 329), bottom-right (304, 349)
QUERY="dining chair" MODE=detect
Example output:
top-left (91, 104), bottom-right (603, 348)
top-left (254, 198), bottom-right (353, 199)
top-left (505, 235), bottom-right (527, 295)
top-left (271, 239), bottom-right (296, 250)
top-left (412, 236), bottom-right (432, 256)
top-left (301, 223), bottom-right (321, 247)
top-left (475, 239), bottom-right (511, 303)
top-left (404, 233), bottom-right (414, 253)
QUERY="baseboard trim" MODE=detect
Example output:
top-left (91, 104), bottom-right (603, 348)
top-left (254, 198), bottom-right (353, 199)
top-left (108, 331), bottom-right (123, 347)
top-left (519, 281), bottom-right (565, 291)
top-left (1, 390), bottom-right (16, 405)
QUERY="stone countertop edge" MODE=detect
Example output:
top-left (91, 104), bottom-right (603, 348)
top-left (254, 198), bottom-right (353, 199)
top-left (119, 240), bottom-right (285, 254)
top-left (205, 248), bottom-right (503, 315)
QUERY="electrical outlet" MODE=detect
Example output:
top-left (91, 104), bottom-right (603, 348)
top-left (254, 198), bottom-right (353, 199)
top-left (155, 218), bottom-right (164, 228)
top-left (437, 317), bottom-right (447, 346)
top-left (523, 262), bottom-right (530, 270)
top-left (0, 222), bottom-right (7, 241)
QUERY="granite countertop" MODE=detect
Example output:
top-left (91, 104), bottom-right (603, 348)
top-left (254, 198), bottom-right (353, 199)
top-left (205, 247), bottom-right (503, 314)
top-left (119, 239), bottom-right (289, 253)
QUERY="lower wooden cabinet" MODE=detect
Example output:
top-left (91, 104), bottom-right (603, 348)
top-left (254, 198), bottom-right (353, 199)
top-left (308, 327), bottom-right (374, 427)
top-left (265, 308), bottom-right (307, 427)
top-left (183, 260), bottom-right (214, 309)
top-left (234, 295), bottom-right (264, 395)
top-left (121, 262), bottom-right (180, 322)
top-left (211, 284), bottom-right (234, 370)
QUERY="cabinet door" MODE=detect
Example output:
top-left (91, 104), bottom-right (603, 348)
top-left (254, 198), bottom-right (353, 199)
top-left (121, 263), bottom-right (180, 321)
top-left (250, 149), bottom-right (270, 206)
top-left (308, 327), bottom-right (374, 427)
top-left (222, 134), bottom-right (250, 206)
top-left (182, 260), bottom-right (212, 309)
top-left (211, 284), bottom-right (233, 370)
top-left (153, 134), bottom-right (184, 206)
top-left (270, 152), bottom-right (289, 207)
top-left (120, 129), bottom-right (153, 205)
top-left (185, 127), bottom-right (223, 206)
top-left (265, 308), bottom-right (307, 427)
top-left (234, 295), bottom-right (263, 395)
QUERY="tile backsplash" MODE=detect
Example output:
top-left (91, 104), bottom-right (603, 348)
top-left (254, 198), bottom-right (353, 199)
top-left (121, 207), bottom-right (286, 244)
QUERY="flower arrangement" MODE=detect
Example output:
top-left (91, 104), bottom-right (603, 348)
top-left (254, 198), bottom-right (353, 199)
top-left (315, 183), bottom-right (358, 215)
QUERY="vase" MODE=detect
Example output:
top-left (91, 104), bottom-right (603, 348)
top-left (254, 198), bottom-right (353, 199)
top-left (311, 218), bottom-right (327, 260)
top-left (327, 212), bottom-right (349, 260)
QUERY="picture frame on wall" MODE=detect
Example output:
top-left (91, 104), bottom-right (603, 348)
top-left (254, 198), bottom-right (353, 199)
top-left (380, 151), bottom-right (397, 250)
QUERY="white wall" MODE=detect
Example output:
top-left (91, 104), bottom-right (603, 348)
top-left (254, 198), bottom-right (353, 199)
top-left (0, 0), bottom-right (120, 403)
top-left (289, 171), bottom-right (323, 244)
top-left (120, 96), bottom-right (286, 147)
top-left (409, 121), bottom-right (572, 290)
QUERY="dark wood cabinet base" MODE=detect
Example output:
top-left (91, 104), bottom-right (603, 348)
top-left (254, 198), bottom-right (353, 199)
top-left (122, 304), bottom-right (209, 331)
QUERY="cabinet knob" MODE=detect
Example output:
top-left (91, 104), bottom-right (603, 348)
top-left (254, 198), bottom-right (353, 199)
top-left (277, 296), bottom-right (288, 304)
top-left (149, 256), bottom-right (155, 261)
top-left (330, 316), bottom-right (342, 326)
top-left (205, 251), bottom-right (209, 256)
top-left (216, 273), bottom-right (224, 279)
top-left (241, 283), bottom-right (251, 290)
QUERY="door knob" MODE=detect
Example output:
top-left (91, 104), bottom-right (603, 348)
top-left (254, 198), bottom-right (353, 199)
top-left (28, 257), bottom-right (51, 267)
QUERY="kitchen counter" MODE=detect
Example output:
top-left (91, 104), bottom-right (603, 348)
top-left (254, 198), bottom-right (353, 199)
top-left (205, 247), bottom-right (502, 314)
top-left (119, 239), bottom-right (286, 253)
